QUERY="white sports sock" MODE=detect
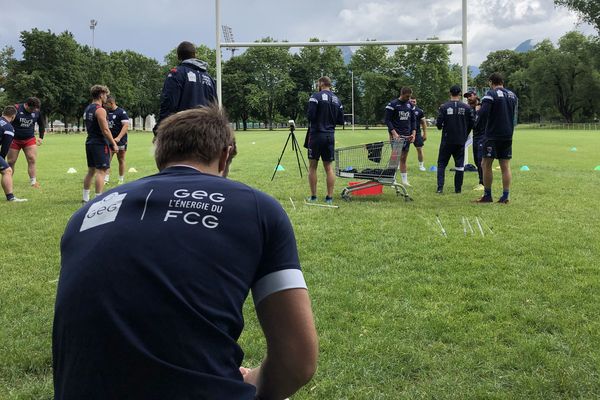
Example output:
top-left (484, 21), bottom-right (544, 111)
top-left (401, 172), bottom-right (408, 183)
top-left (104, 174), bottom-right (110, 182)
top-left (418, 162), bottom-right (424, 167)
top-left (83, 189), bottom-right (91, 202)
top-left (118, 176), bottom-right (124, 182)
top-left (30, 177), bottom-right (37, 185)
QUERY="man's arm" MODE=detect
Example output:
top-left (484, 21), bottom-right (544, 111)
top-left (336, 103), bottom-right (345, 126)
top-left (436, 106), bottom-right (444, 130)
top-left (243, 288), bottom-right (318, 400)
top-left (158, 69), bottom-right (183, 124)
top-left (37, 112), bottom-right (46, 143)
top-left (307, 96), bottom-right (318, 123)
top-left (115, 112), bottom-right (130, 143)
top-left (384, 104), bottom-right (399, 139)
top-left (95, 108), bottom-right (118, 151)
top-left (474, 98), bottom-right (491, 133)
top-left (420, 118), bottom-right (427, 141)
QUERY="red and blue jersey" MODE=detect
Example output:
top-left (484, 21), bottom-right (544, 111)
top-left (0, 117), bottom-right (15, 158)
top-left (107, 107), bottom-right (129, 145)
top-left (307, 89), bottom-right (344, 135)
top-left (53, 166), bottom-right (306, 399)
top-left (384, 98), bottom-right (416, 136)
top-left (13, 103), bottom-right (45, 140)
top-left (84, 103), bottom-right (107, 145)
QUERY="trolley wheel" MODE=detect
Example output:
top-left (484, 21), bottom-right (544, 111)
top-left (404, 196), bottom-right (413, 202)
top-left (341, 188), bottom-right (352, 201)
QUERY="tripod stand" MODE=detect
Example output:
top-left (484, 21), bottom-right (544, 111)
top-left (271, 124), bottom-right (308, 181)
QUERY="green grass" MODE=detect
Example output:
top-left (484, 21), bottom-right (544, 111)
top-left (1, 127), bottom-right (599, 399)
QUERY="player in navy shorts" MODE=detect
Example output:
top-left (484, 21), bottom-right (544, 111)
top-left (474, 73), bottom-right (518, 204)
top-left (104, 95), bottom-right (130, 185)
top-left (1, 106), bottom-right (27, 202)
top-left (54, 106), bottom-right (317, 400)
top-left (306, 76), bottom-right (344, 204)
top-left (384, 87), bottom-right (416, 186)
top-left (82, 85), bottom-right (118, 203)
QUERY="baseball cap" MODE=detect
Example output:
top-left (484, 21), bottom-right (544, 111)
top-left (463, 90), bottom-right (476, 98)
top-left (450, 85), bottom-right (462, 95)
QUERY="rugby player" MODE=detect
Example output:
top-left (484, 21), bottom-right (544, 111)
top-left (1, 106), bottom-right (27, 202)
top-left (54, 106), bottom-right (318, 400)
top-left (384, 87), bottom-right (416, 186)
top-left (154, 41), bottom-right (217, 133)
top-left (7, 97), bottom-right (45, 188)
top-left (474, 73), bottom-right (518, 204)
top-left (464, 91), bottom-right (484, 191)
top-left (435, 85), bottom-right (475, 194)
top-left (306, 76), bottom-right (345, 204)
top-left (409, 96), bottom-right (428, 171)
top-left (82, 85), bottom-right (118, 203)
top-left (104, 95), bottom-right (130, 185)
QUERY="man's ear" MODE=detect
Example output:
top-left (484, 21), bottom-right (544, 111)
top-left (218, 145), bottom-right (232, 175)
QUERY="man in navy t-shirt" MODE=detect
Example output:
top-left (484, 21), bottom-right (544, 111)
top-left (155, 41), bottom-right (217, 134)
top-left (54, 106), bottom-right (318, 400)
top-left (384, 87), bottom-right (416, 186)
top-left (0, 106), bottom-right (27, 202)
top-left (104, 95), bottom-right (130, 185)
top-left (306, 76), bottom-right (344, 204)
top-left (474, 73), bottom-right (518, 204)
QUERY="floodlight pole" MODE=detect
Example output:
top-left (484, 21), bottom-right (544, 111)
top-left (462, 0), bottom-right (468, 96)
top-left (351, 70), bottom-right (355, 131)
top-left (90, 19), bottom-right (98, 54)
top-left (216, 0), bottom-right (223, 108)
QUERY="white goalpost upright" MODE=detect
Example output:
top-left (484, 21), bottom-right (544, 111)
top-left (214, 0), bottom-right (469, 126)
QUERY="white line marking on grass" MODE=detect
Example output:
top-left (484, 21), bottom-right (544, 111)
top-left (289, 197), bottom-right (296, 210)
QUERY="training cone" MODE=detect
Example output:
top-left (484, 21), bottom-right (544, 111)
top-left (275, 165), bottom-right (285, 171)
top-left (251, 142), bottom-right (256, 145)
top-left (520, 165), bottom-right (530, 171)
top-left (128, 167), bottom-right (138, 173)
top-left (67, 167), bottom-right (77, 174)
top-left (570, 147), bottom-right (577, 152)
top-left (429, 165), bottom-right (437, 172)
top-left (594, 165), bottom-right (600, 171)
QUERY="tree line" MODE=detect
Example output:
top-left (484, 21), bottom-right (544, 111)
top-left (0, 28), bottom-right (598, 131)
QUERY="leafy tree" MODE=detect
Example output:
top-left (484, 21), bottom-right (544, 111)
top-left (475, 50), bottom-right (528, 89)
top-left (222, 54), bottom-right (253, 130)
top-left (244, 38), bottom-right (294, 130)
top-left (164, 44), bottom-right (217, 77)
top-left (555, 0), bottom-right (600, 32)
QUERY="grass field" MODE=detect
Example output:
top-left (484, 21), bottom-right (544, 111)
top-left (1, 127), bottom-right (599, 399)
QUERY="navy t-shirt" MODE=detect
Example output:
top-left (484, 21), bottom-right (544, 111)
top-left (384, 98), bottom-right (415, 136)
top-left (84, 103), bottom-right (107, 145)
top-left (476, 87), bottom-right (518, 139)
top-left (307, 89), bottom-right (344, 135)
top-left (53, 166), bottom-right (306, 400)
top-left (413, 106), bottom-right (425, 135)
top-left (107, 106), bottom-right (129, 144)
top-left (13, 103), bottom-right (46, 140)
top-left (0, 117), bottom-right (15, 159)
top-left (436, 101), bottom-right (475, 145)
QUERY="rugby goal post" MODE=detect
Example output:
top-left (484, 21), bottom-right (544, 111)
top-left (214, 0), bottom-right (469, 132)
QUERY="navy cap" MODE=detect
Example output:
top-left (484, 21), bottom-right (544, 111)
top-left (463, 91), bottom-right (476, 98)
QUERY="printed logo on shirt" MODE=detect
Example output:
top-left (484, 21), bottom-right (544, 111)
top-left (458, 108), bottom-right (465, 115)
top-left (497, 90), bottom-right (504, 97)
top-left (447, 108), bottom-right (454, 115)
top-left (163, 188), bottom-right (226, 229)
top-left (80, 192), bottom-right (128, 232)
top-left (187, 71), bottom-right (197, 82)
top-left (321, 94), bottom-right (329, 101)
top-left (399, 111), bottom-right (410, 120)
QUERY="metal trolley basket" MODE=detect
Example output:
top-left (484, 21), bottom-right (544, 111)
top-left (335, 140), bottom-right (412, 201)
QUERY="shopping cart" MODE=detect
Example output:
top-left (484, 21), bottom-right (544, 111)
top-left (335, 140), bottom-right (412, 201)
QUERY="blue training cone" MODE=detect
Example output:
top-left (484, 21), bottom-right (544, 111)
top-left (429, 165), bottom-right (437, 172)
top-left (275, 165), bottom-right (285, 171)
top-left (520, 165), bottom-right (530, 171)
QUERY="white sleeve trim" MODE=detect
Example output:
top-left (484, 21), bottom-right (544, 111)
top-left (309, 98), bottom-right (319, 103)
top-left (385, 105), bottom-right (394, 110)
top-left (482, 95), bottom-right (493, 102)
top-left (3, 131), bottom-right (14, 137)
top-left (252, 268), bottom-right (307, 306)
top-left (121, 119), bottom-right (130, 123)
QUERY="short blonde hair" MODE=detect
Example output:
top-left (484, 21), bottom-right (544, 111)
top-left (90, 85), bottom-right (110, 100)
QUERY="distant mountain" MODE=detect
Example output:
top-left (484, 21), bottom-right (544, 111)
top-left (515, 39), bottom-right (535, 53)
top-left (339, 46), bottom-right (353, 65)
top-left (469, 65), bottom-right (480, 77)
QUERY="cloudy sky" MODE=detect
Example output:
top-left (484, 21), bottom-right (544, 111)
top-left (0, 0), bottom-right (595, 66)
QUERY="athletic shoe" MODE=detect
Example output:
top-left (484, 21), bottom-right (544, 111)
top-left (436, 189), bottom-right (443, 194)
top-left (402, 181), bottom-right (412, 187)
top-left (472, 184), bottom-right (485, 191)
top-left (497, 198), bottom-right (510, 204)
top-left (455, 189), bottom-right (462, 194)
top-left (306, 196), bottom-right (317, 203)
top-left (325, 197), bottom-right (333, 205)
top-left (419, 166), bottom-right (426, 171)
top-left (473, 196), bottom-right (493, 203)
top-left (8, 197), bottom-right (28, 202)
top-left (31, 181), bottom-right (41, 188)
